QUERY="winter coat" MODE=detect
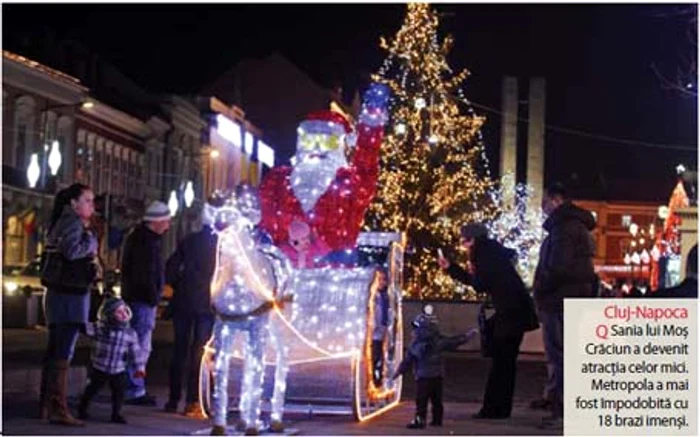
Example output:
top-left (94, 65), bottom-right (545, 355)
top-left (120, 223), bottom-right (164, 307)
top-left (533, 201), bottom-right (597, 313)
top-left (395, 323), bottom-right (469, 380)
top-left (447, 238), bottom-right (539, 339)
top-left (165, 226), bottom-right (218, 316)
top-left (44, 206), bottom-right (99, 325)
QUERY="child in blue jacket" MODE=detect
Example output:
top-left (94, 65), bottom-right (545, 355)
top-left (394, 306), bottom-right (478, 429)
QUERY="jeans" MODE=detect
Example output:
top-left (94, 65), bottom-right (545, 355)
top-left (539, 309), bottom-right (564, 417)
top-left (168, 313), bottom-right (215, 404)
top-left (125, 302), bottom-right (157, 399)
top-left (46, 323), bottom-right (82, 361)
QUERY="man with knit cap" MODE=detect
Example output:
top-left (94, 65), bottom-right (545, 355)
top-left (164, 203), bottom-right (219, 418)
top-left (121, 200), bottom-right (171, 406)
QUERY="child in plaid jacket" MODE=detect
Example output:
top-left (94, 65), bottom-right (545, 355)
top-left (78, 296), bottom-right (146, 424)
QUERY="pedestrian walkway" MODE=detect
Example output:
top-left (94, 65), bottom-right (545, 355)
top-left (2, 386), bottom-right (560, 435)
top-left (3, 324), bottom-right (560, 435)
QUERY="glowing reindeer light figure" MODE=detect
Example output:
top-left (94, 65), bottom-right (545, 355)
top-left (207, 188), bottom-right (293, 436)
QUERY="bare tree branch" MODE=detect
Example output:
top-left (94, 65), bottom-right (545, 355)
top-left (650, 5), bottom-right (697, 98)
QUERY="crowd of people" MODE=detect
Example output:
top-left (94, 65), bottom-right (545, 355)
top-left (37, 181), bottom-right (211, 426)
top-left (35, 179), bottom-right (696, 432)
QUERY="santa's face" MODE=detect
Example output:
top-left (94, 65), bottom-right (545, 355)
top-left (291, 126), bottom-right (348, 213)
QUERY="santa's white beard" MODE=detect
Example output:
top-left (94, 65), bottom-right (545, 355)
top-left (291, 153), bottom-right (347, 213)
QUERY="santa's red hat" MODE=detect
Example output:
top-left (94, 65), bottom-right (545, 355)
top-left (298, 110), bottom-right (353, 139)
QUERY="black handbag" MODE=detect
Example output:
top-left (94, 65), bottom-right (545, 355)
top-left (477, 303), bottom-right (495, 358)
top-left (40, 245), bottom-right (98, 293)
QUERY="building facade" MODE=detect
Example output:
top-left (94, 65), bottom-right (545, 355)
top-left (575, 200), bottom-right (663, 282)
top-left (3, 50), bottom-right (279, 268)
top-left (202, 53), bottom-right (333, 166)
top-left (2, 50), bottom-right (89, 265)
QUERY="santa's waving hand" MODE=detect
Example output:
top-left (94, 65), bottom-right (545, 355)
top-left (259, 83), bottom-right (390, 259)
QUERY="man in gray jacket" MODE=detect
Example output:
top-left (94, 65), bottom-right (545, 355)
top-left (533, 183), bottom-right (596, 429)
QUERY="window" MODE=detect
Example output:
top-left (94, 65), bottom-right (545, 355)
top-left (13, 95), bottom-right (36, 170)
top-left (75, 129), bottom-right (86, 183)
top-left (147, 150), bottom-right (155, 188)
top-left (95, 138), bottom-right (104, 193)
top-left (56, 116), bottom-right (73, 182)
top-left (155, 151), bottom-right (162, 190)
top-left (40, 110), bottom-right (57, 143)
top-left (128, 152), bottom-right (137, 199)
top-left (86, 133), bottom-right (96, 188)
top-left (137, 154), bottom-right (145, 199)
top-left (112, 145), bottom-right (122, 196)
top-left (104, 142), bottom-right (113, 193)
top-left (121, 148), bottom-right (129, 196)
top-left (621, 215), bottom-right (632, 228)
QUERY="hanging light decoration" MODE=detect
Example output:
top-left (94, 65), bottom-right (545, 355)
top-left (27, 153), bottom-right (40, 188)
top-left (184, 181), bottom-right (195, 208)
top-left (168, 190), bottom-right (179, 217)
top-left (48, 141), bottom-right (62, 176)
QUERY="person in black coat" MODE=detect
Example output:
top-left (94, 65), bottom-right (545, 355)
top-left (164, 206), bottom-right (219, 417)
top-left (438, 223), bottom-right (539, 419)
top-left (533, 183), bottom-right (596, 429)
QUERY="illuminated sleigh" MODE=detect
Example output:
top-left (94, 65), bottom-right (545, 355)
top-left (199, 232), bottom-right (405, 421)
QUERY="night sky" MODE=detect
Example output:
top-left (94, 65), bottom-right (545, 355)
top-left (3, 3), bottom-right (697, 202)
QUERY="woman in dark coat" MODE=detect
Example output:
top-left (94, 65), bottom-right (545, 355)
top-left (438, 223), bottom-right (539, 419)
top-left (38, 183), bottom-right (99, 426)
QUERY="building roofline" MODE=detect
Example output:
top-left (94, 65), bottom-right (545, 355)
top-left (3, 50), bottom-right (88, 92)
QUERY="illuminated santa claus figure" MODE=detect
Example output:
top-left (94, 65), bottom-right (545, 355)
top-left (259, 83), bottom-right (390, 260)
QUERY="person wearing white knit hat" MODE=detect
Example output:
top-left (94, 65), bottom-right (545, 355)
top-left (121, 200), bottom-right (171, 406)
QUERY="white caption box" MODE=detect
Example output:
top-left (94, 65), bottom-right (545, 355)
top-left (564, 299), bottom-right (697, 436)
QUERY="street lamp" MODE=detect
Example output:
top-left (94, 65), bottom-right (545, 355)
top-left (209, 149), bottom-right (220, 160)
top-left (168, 190), bottom-right (179, 217)
top-left (27, 154), bottom-right (40, 188)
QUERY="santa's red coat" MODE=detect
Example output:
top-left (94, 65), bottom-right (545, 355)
top-left (259, 123), bottom-right (384, 255)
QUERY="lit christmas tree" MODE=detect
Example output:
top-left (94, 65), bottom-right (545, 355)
top-left (486, 174), bottom-right (545, 288)
top-left (363, 3), bottom-right (496, 299)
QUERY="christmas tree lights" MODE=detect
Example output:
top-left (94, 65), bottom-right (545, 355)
top-left (486, 174), bottom-right (545, 288)
top-left (364, 3), bottom-right (496, 299)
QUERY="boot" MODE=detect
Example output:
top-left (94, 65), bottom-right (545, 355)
top-left (77, 398), bottom-right (89, 420)
top-left (406, 415), bottom-right (426, 429)
top-left (269, 419), bottom-right (285, 433)
top-left (111, 414), bottom-right (128, 424)
top-left (184, 402), bottom-right (207, 420)
top-left (48, 360), bottom-right (84, 427)
top-left (38, 361), bottom-right (50, 420)
top-left (210, 425), bottom-right (226, 435)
